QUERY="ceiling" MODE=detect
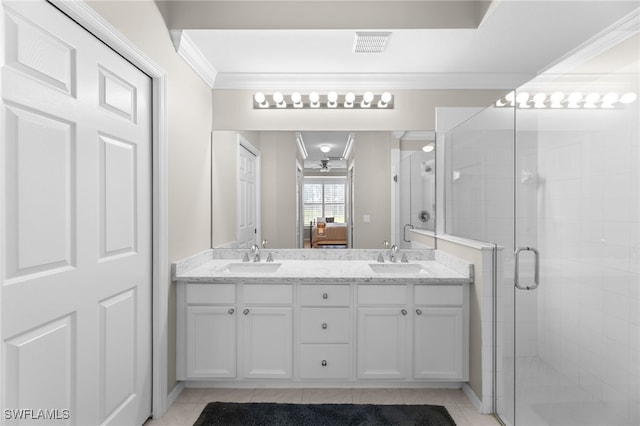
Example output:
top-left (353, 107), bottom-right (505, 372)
top-left (166, 0), bottom-right (639, 164)
top-left (298, 131), bottom-right (352, 170)
top-left (171, 0), bottom-right (639, 90)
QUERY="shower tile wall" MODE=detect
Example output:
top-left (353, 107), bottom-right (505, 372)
top-left (535, 106), bottom-right (640, 424)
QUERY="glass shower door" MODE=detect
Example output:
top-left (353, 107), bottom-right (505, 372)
top-left (512, 63), bottom-right (639, 424)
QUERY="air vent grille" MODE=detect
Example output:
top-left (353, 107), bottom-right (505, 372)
top-left (353, 32), bottom-right (391, 53)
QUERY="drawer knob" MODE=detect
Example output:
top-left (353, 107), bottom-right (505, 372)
top-left (322, 323), bottom-right (328, 329)
top-left (321, 360), bottom-right (327, 367)
top-left (416, 309), bottom-right (422, 315)
top-left (401, 309), bottom-right (407, 316)
top-left (322, 293), bottom-right (328, 299)
top-left (243, 309), bottom-right (250, 315)
top-left (228, 308), bottom-right (235, 315)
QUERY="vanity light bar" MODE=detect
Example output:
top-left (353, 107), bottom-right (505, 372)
top-left (253, 92), bottom-right (394, 109)
top-left (494, 91), bottom-right (638, 109)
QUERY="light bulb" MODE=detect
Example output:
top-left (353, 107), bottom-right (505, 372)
top-left (584, 93), bottom-right (600, 108)
top-left (361, 91), bottom-right (374, 108)
top-left (291, 92), bottom-right (302, 108)
top-left (422, 144), bottom-right (434, 153)
top-left (309, 92), bottom-right (320, 108)
top-left (601, 92), bottom-right (619, 108)
top-left (505, 91), bottom-right (515, 106)
top-left (327, 91), bottom-right (338, 107)
top-left (254, 92), bottom-right (269, 108)
top-left (273, 91), bottom-right (285, 108)
top-left (320, 145), bottom-right (331, 153)
top-left (533, 93), bottom-right (546, 108)
top-left (344, 92), bottom-right (355, 108)
top-left (567, 92), bottom-right (583, 108)
top-left (378, 91), bottom-right (392, 108)
top-left (550, 92), bottom-right (564, 108)
top-left (516, 92), bottom-right (530, 108)
top-left (620, 92), bottom-right (637, 104)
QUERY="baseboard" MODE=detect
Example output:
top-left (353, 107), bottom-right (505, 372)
top-left (462, 383), bottom-right (487, 414)
top-left (167, 381), bottom-right (185, 410)
top-left (184, 380), bottom-right (463, 389)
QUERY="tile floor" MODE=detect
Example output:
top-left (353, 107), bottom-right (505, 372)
top-left (144, 387), bottom-right (501, 425)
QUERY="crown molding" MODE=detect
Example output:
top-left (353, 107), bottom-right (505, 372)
top-left (541, 8), bottom-right (640, 76)
top-left (210, 72), bottom-right (530, 90)
top-left (171, 30), bottom-right (218, 88)
top-left (400, 130), bottom-right (436, 141)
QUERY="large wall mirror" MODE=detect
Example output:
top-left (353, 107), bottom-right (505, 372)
top-left (211, 129), bottom-right (436, 250)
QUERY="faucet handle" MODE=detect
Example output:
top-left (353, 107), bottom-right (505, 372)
top-left (266, 252), bottom-right (274, 262)
top-left (242, 252), bottom-right (250, 262)
top-left (383, 240), bottom-right (390, 249)
top-left (401, 253), bottom-right (409, 263)
top-left (376, 253), bottom-right (385, 263)
top-left (262, 239), bottom-right (268, 248)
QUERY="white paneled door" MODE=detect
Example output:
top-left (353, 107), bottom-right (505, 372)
top-left (238, 144), bottom-right (257, 248)
top-left (1, 1), bottom-right (152, 425)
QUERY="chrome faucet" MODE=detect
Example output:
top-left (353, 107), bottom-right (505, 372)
top-left (250, 244), bottom-right (261, 262)
top-left (389, 244), bottom-right (399, 263)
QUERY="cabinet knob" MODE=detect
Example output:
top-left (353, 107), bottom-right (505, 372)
top-left (228, 308), bottom-right (235, 315)
top-left (322, 293), bottom-right (328, 299)
top-left (243, 309), bottom-right (250, 315)
top-left (416, 309), bottom-right (422, 315)
top-left (322, 323), bottom-right (328, 329)
top-left (321, 360), bottom-right (327, 367)
top-left (401, 309), bottom-right (408, 316)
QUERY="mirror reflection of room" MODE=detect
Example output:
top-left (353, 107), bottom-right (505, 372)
top-left (300, 132), bottom-right (351, 248)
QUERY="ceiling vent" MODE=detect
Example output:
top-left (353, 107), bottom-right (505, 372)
top-left (353, 32), bottom-right (391, 53)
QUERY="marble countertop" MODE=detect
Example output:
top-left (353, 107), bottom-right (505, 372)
top-left (174, 258), bottom-right (471, 285)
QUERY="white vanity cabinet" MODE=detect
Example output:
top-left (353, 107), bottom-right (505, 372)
top-left (241, 284), bottom-right (293, 379)
top-left (298, 284), bottom-right (351, 380)
top-left (356, 285), bottom-right (409, 379)
top-left (177, 284), bottom-right (237, 380)
top-left (176, 273), bottom-right (469, 385)
top-left (413, 285), bottom-right (468, 381)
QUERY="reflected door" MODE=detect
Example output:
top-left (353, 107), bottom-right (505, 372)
top-left (238, 144), bottom-right (257, 248)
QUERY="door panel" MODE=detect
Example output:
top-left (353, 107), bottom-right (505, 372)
top-left (1, 2), bottom-right (152, 425)
top-left (99, 134), bottom-right (137, 258)
top-left (238, 144), bottom-right (257, 248)
top-left (4, 315), bottom-right (75, 422)
top-left (4, 105), bottom-right (76, 280)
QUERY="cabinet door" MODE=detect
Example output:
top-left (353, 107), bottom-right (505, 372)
top-left (413, 306), bottom-right (463, 379)
top-left (357, 307), bottom-right (408, 379)
top-left (242, 307), bottom-right (293, 379)
top-left (186, 306), bottom-right (237, 379)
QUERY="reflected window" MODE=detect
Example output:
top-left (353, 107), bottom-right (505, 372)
top-left (303, 179), bottom-right (345, 224)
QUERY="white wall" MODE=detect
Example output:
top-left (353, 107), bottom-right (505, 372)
top-left (260, 132), bottom-right (299, 248)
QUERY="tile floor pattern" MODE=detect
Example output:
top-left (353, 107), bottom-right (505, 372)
top-left (144, 388), bottom-right (501, 425)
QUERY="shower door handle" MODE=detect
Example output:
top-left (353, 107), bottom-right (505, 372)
top-left (514, 246), bottom-right (539, 290)
top-left (403, 224), bottom-right (414, 243)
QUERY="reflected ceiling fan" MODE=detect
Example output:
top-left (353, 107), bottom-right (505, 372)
top-left (310, 158), bottom-right (339, 173)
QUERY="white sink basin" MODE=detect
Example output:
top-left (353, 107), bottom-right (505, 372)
top-left (221, 263), bottom-right (282, 273)
top-left (369, 263), bottom-right (424, 274)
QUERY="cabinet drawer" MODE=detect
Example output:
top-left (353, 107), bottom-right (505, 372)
top-left (186, 284), bottom-right (235, 305)
top-left (414, 285), bottom-right (463, 306)
top-left (300, 308), bottom-right (350, 343)
top-left (299, 344), bottom-right (350, 379)
top-left (358, 285), bottom-right (406, 305)
top-left (300, 285), bottom-right (350, 306)
top-left (243, 284), bottom-right (292, 304)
